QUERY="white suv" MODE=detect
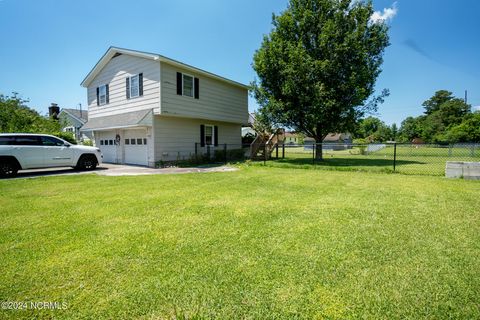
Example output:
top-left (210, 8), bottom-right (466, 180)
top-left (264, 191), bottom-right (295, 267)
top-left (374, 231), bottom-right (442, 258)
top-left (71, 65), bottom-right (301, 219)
top-left (0, 134), bottom-right (103, 178)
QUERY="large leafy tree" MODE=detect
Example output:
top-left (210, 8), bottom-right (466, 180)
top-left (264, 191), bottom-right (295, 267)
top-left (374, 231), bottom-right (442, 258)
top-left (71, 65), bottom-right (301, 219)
top-left (422, 90), bottom-right (454, 115)
top-left (398, 90), bottom-right (471, 143)
top-left (0, 93), bottom-right (60, 133)
top-left (444, 112), bottom-right (480, 143)
top-left (252, 0), bottom-right (390, 158)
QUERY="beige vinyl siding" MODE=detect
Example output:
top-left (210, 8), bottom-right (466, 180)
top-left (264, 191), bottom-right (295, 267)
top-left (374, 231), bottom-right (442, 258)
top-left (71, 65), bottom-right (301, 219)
top-left (87, 54), bottom-right (160, 118)
top-left (153, 115), bottom-right (241, 161)
top-left (160, 62), bottom-right (248, 124)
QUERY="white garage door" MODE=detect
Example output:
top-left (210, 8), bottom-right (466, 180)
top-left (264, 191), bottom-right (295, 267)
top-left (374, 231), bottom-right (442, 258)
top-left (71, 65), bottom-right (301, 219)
top-left (124, 129), bottom-right (148, 166)
top-left (98, 131), bottom-right (118, 163)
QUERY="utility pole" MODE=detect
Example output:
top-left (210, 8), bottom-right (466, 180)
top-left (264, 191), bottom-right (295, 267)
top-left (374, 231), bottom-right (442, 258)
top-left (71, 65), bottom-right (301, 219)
top-left (79, 103), bottom-right (82, 118)
top-left (465, 90), bottom-right (468, 104)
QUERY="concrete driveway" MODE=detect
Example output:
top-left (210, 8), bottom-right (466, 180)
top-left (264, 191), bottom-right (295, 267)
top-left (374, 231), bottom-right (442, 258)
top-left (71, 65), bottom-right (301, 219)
top-left (9, 163), bottom-right (237, 179)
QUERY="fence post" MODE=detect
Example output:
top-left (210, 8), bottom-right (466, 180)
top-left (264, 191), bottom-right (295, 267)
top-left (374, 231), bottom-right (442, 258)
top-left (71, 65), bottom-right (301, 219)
top-left (393, 143), bottom-right (397, 172)
top-left (282, 143), bottom-right (285, 158)
top-left (264, 144), bottom-right (267, 165)
top-left (312, 143), bottom-right (316, 165)
top-left (276, 144), bottom-right (279, 159)
top-left (224, 143), bottom-right (227, 165)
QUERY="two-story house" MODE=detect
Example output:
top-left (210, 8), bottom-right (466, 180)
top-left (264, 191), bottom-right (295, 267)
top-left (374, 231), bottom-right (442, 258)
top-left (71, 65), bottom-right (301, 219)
top-left (81, 47), bottom-right (249, 167)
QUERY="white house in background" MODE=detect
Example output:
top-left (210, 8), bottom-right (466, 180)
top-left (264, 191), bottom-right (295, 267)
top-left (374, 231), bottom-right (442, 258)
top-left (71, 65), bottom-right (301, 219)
top-left (58, 108), bottom-right (92, 142)
top-left (80, 47), bottom-right (249, 167)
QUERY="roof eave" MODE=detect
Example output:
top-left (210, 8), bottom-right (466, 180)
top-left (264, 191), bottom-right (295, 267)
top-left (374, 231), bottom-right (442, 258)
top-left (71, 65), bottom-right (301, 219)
top-left (80, 46), bottom-right (249, 90)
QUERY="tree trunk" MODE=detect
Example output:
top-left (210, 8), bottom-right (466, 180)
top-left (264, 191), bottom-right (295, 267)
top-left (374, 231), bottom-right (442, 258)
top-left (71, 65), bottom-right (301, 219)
top-left (315, 140), bottom-right (323, 160)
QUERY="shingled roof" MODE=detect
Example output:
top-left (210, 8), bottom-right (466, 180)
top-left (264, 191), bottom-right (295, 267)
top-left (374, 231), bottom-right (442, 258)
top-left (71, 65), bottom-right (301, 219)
top-left (61, 108), bottom-right (88, 123)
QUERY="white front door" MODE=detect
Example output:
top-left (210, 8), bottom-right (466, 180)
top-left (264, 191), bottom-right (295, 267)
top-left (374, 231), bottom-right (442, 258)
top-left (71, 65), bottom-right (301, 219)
top-left (123, 129), bottom-right (148, 166)
top-left (97, 131), bottom-right (117, 163)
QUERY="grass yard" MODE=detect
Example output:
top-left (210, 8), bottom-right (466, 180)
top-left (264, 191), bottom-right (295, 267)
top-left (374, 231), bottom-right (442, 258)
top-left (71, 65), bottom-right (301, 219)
top-left (271, 145), bottom-right (480, 175)
top-left (0, 166), bottom-right (479, 319)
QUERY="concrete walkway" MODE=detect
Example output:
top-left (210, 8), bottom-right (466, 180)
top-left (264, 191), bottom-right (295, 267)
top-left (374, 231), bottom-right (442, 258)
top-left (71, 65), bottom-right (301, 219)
top-left (10, 163), bottom-right (238, 179)
top-left (96, 163), bottom-right (238, 176)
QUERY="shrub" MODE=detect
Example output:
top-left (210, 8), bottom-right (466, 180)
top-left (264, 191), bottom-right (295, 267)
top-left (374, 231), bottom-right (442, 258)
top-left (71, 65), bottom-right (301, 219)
top-left (54, 132), bottom-right (77, 144)
top-left (214, 148), bottom-right (247, 162)
top-left (82, 139), bottom-right (93, 146)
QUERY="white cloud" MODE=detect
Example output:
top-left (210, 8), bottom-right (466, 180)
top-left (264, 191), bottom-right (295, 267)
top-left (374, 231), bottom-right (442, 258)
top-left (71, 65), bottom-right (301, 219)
top-left (370, 2), bottom-right (398, 24)
top-left (474, 106), bottom-right (480, 111)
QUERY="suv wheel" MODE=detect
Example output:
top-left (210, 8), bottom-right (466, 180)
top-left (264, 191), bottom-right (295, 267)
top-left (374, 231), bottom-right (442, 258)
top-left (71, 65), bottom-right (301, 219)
top-left (0, 159), bottom-right (18, 178)
top-left (76, 155), bottom-right (98, 171)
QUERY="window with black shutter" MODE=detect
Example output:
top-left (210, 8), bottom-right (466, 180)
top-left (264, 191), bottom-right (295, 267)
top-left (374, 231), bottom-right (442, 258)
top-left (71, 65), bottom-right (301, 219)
top-left (177, 72), bottom-right (199, 99)
top-left (200, 124), bottom-right (205, 147)
top-left (98, 85), bottom-right (108, 105)
top-left (126, 74), bottom-right (141, 98)
top-left (214, 126), bottom-right (218, 146)
top-left (200, 124), bottom-right (214, 147)
top-left (177, 72), bottom-right (182, 95)
top-left (194, 77), bottom-right (199, 99)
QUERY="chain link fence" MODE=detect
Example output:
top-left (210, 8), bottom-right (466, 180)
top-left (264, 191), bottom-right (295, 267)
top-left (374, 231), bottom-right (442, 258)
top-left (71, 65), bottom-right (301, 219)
top-left (186, 142), bottom-right (480, 176)
top-left (262, 143), bottom-right (480, 176)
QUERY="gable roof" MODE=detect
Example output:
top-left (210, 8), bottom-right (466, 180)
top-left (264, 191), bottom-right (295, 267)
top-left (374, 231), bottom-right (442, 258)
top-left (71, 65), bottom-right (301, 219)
top-left (60, 108), bottom-right (88, 123)
top-left (81, 46), bottom-right (249, 90)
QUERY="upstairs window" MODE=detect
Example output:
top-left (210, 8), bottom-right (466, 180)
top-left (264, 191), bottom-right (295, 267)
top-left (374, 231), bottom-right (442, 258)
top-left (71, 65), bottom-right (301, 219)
top-left (96, 84), bottom-right (109, 106)
top-left (176, 72), bottom-right (199, 99)
top-left (130, 75), bottom-right (139, 98)
top-left (126, 73), bottom-right (143, 99)
top-left (183, 74), bottom-right (194, 97)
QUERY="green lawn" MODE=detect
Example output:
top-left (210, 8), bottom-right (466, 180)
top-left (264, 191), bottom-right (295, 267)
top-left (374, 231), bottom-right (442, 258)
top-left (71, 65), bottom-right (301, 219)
top-left (1, 166), bottom-right (479, 319)
top-left (271, 145), bottom-right (480, 175)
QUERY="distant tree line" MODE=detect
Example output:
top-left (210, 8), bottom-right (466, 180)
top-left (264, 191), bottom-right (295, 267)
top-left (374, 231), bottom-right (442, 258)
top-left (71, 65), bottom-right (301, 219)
top-left (353, 90), bottom-right (480, 143)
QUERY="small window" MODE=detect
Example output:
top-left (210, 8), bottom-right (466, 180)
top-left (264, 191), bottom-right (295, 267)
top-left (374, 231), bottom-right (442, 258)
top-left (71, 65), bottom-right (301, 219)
top-left (143, 138), bottom-right (147, 145)
top-left (131, 139), bottom-right (136, 145)
top-left (182, 74), bottom-right (194, 97)
top-left (137, 138), bottom-right (142, 145)
top-left (205, 125), bottom-right (214, 146)
top-left (109, 140), bottom-right (113, 145)
top-left (100, 140), bottom-right (104, 145)
top-left (99, 85), bottom-right (107, 105)
top-left (130, 75), bottom-right (139, 98)
top-left (125, 139), bottom-right (129, 145)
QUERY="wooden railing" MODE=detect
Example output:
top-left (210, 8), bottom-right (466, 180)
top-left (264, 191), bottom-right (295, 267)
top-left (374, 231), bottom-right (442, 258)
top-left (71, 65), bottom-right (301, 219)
top-left (250, 128), bottom-right (285, 160)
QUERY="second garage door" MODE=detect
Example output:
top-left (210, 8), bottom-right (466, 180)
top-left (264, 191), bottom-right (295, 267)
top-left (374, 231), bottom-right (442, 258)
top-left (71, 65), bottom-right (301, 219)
top-left (124, 129), bottom-right (148, 166)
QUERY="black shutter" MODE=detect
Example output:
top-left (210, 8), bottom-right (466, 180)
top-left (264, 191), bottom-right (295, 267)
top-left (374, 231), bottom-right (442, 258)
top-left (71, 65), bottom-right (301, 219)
top-left (214, 126), bottom-right (218, 146)
top-left (105, 84), bottom-right (109, 104)
top-left (96, 87), bottom-right (100, 106)
top-left (126, 77), bottom-right (130, 99)
top-left (139, 73), bottom-right (143, 96)
top-left (194, 77), bottom-right (199, 99)
top-left (200, 124), bottom-right (205, 147)
top-left (176, 72), bottom-right (182, 95)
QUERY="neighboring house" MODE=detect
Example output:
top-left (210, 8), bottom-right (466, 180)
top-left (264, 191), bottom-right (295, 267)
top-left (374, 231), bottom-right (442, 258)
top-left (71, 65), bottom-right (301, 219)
top-left (303, 133), bottom-right (352, 150)
top-left (58, 107), bottom-right (92, 142)
top-left (323, 133), bottom-right (352, 150)
top-left (323, 133), bottom-right (352, 144)
top-left (80, 47), bottom-right (248, 166)
top-left (284, 132), bottom-right (301, 144)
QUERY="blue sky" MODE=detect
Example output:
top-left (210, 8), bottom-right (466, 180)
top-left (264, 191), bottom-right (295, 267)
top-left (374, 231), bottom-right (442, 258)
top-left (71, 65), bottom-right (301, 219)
top-left (0, 0), bottom-right (479, 126)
